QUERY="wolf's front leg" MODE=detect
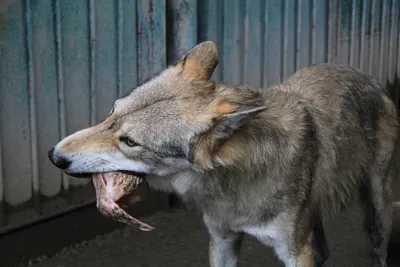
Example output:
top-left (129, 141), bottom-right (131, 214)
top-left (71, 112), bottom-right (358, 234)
top-left (204, 215), bottom-right (244, 267)
top-left (208, 234), bottom-right (244, 267)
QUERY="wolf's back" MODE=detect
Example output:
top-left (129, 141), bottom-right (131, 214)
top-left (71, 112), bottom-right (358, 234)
top-left (279, 64), bottom-right (399, 215)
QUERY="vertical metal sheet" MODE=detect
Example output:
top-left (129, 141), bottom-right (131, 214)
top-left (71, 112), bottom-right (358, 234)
top-left (0, 0), bottom-right (36, 227)
top-left (1, 0), bottom-right (400, 234)
top-left (121, 0), bottom-right (138, 96)
top-left (311, 0), bottom-right (328, 64)
top-left (117, 0), bottom-right (124, 99)
top-left (94, 0), bottom-right (117, 123)
top-left (89, 0), bottom-right (96, 126)
top-left (338, 0), bottom-right (352, 65)
top-left (197, 0), bottom-right (224, 82)
top-left (25, 0), bottom-right (39, 213)
top-left (55, 0), bottom-right (68, 193)
top-left (222, 0), bottom-right (244, 86)
top-left (60, 0), bottom-right (91, 192)
top-left (359, 0), bottom-right (371, 73)
top-left (137, 0), bottom-right (166, 85)
top-left (244, 0), bottom-right (264, 88)
top-left (328, 0), bottom-right (339, 63)
top-left (0, 113), bottom-right (3, 225)
top-left (388, 0), bottom-right (399, 84)
top-left (296, 0), bottom-right (311, 70)
top-left (0, 0), bottom-right (4, 225)
top-left (30, 0), bottom-right (59, 217)
top-left (369, 0), bottom-right (380, 78)
top-left (167, 0), bottom-right (197, 64)
top-left (264, 0), bottom-right (284, 85)
top-left (283, 0), bottom-right (296, 78)
top-left (379, 0), bottom-right (390, 83)
top-left (349, 0), bottom-right (361, 68)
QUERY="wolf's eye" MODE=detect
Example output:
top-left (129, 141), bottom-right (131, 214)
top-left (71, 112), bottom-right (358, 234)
top-left (120, 137), bottom-right (137, 147)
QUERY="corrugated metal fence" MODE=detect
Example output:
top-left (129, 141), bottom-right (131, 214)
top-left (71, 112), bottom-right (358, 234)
top-left (0, 0), bottom-right (399, 235)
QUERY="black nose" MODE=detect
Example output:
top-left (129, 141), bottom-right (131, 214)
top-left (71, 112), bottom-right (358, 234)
top-left (48, 147), bottom-right (71, 170)
top-left (48, 147), bottom-right (55, 160)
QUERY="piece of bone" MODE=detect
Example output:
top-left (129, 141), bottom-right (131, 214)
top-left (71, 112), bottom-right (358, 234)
top-left (92, 173), bottom-right (154, 231)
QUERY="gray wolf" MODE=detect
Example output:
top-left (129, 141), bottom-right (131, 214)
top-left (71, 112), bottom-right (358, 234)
top-left (48, 41), bottom-right (398, 267)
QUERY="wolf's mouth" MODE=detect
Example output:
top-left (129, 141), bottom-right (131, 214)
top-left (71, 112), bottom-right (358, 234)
top-left (64, 170), bottom-right (147, 179)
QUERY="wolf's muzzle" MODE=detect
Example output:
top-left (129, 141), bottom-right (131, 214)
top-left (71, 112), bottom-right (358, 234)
top-left (48, 147), bottom-right (71, 170)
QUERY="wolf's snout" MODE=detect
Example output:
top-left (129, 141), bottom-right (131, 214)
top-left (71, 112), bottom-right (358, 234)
top-left (48, 147), bottom-right (71, 170)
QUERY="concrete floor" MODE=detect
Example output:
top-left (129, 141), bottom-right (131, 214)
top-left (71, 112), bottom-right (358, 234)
top-left (27, 203), bottom-right (400, 267)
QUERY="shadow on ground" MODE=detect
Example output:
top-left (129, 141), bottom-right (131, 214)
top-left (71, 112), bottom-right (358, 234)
top-left (26, 201), bottom-right (400, 267)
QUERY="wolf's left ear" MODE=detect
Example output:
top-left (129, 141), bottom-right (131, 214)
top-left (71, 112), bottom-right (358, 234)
top-left (209, 99), bottom-right (267, 140)
top-left (179, 41), bottom-right (219, 81)
top-left (188, 99), bottom-right (267, 170)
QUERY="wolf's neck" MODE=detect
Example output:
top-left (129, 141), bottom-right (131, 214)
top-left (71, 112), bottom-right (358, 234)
top-left (214, 83), bottom-right (267, 106)
top-left (189, 83), bottom-right (269, 169)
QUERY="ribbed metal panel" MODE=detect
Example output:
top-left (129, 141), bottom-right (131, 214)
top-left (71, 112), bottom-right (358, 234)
top-left (0, 0), bottom-right (399, 234)
top-left (0, 0), bottom-right (166, 235)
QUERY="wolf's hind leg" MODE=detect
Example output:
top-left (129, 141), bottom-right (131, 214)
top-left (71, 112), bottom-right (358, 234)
top-left (359, 170), bottom-right (393, 267)
top-left (359, 118), bottom-right (395, 267)
top-left (251, 211), bottom-right (316, 267)
top-left (258, 231), bottom-right (315, 267)
top-left (310, 210), bottom-right (330, 267)
top-left (204, 215), bottom-right (243, 267)
top-left (359, 100), bottom-right (398, 267)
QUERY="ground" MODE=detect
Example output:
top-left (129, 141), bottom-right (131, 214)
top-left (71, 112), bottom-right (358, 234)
top-left (27, 202), bottom-right (400, 267)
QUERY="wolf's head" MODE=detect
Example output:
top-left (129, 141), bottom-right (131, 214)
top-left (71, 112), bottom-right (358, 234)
top-left (48, 41), bottom-right (266, 178)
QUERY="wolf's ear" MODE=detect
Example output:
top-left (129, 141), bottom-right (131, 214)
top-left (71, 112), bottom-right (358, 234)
top-left (188, 99), bottom-right (267, 170)
top-left (209, 98), bottom-right (267, 139)
top-left (179, 41), bottom-right (219, 81)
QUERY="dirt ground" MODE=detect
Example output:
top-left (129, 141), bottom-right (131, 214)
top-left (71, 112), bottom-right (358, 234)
top-left (26, 202), bottom-right (400, 267)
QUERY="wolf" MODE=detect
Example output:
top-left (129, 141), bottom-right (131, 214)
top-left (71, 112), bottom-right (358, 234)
top-left (48, 41), bottom-right (398, 267)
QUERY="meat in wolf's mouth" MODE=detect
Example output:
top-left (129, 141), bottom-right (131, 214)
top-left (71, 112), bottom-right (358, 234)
top-left (92, 172), bottom-right (154, 231)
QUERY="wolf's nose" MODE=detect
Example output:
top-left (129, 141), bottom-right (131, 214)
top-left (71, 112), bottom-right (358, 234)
top-left (48, 147), bottom-right (71, 170)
